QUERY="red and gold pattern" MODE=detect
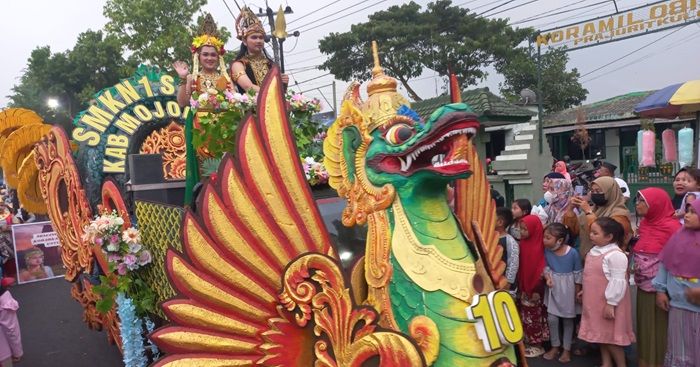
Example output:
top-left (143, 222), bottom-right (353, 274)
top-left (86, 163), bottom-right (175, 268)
top-left (139, 122), bottom-right (187, 180)
top-left (150, 67), bottom-right (424, 366)
top-left (35, 127), bottom-right (126, 351)
top-left (34, 127), bottom-right (94, 281)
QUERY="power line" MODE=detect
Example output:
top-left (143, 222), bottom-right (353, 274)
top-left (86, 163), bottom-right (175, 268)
top-left (296, 0), bottom-right (391, 34)
top-left (477, 0), bottom-right (517, 16)
top-left (221, 0), bottom-right (237, 19)
top-left (581, 26), bottom-right (700, 83)
top-left (295, 73), bottom-right (332, 85)
top-left (288, 0), bottom-right (342, 25)
top-left (510, 0), bottom-right (611, 25)
top-left (528, 3), bottom-right (612, 30)
top-left (510, 0), bottom-right (587, 24)
top-left (580, 25), bottom-right (687, 78)
top-left (484, 0), bottom-right (541, 17)
top-left (290, 0), bottom-right (377, 32)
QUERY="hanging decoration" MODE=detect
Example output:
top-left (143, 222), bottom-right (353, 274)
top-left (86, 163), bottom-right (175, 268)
top-left (679, 127), bottom-right (694, 168)
top-left (637, 130), bottom-right (644, 164)
top-left (640, 130), bottom-right (656, 167)
top-left (662, 129), bottom-right (678, 163)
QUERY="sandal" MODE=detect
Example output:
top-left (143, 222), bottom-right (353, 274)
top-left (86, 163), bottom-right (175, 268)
top-left (524, 345), bottom-right (545, 358)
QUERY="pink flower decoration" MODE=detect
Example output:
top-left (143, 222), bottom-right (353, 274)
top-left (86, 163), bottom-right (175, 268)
top-left (138, 250), bottom-right (152, 266)
top-left (117, 262), bottom-right (128, 275)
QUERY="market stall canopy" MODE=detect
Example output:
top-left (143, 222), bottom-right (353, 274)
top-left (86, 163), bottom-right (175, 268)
top-left (635, 80), bottom-right (700, 118)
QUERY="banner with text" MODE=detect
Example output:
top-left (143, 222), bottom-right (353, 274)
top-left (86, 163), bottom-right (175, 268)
top-left (537, 0), bottom-right (700, 50)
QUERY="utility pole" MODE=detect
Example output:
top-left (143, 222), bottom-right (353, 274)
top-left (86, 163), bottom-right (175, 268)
top-left (332, 81), bottom-right (337, 117)
top-left (256, 2), bottom-right (297, 68)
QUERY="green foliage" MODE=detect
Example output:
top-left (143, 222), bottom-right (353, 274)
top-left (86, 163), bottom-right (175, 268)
top-left (8, 30), bottom-right (135, 133)
top-left (93, 272), bottom-right (157, 317)
top-left (318, 0), bottom-right (530, 101)
top-left (495, 47), bottom-right (588, 112)
top-left (103, 0), bottom-right (231, 68)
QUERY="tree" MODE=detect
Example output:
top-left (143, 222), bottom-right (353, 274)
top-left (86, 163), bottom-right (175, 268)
top-left (8, 30), bottom-right (135, 133)
top-left (318, 0), bottom-right (530, 101)
top-left (570, 109), bottom-right (591, 159)
top-left (496, 46), bottom-right (588, 112)
top-left (103, 0), bottom-right (231, 67)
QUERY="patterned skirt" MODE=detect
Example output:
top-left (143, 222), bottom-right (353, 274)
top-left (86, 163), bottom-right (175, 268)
top-left (665, 307), bottom-right (700, 367)
top-left (519, 292), bottom-right (550, 344)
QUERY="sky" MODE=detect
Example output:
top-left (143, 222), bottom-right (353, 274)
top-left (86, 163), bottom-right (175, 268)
top-left (2, 0), bottom-right (699, 113)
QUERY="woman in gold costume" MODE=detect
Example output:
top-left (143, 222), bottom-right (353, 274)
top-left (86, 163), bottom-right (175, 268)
top-left (230, 7), bottom-right (288, 93)
top-left (174, 13), bottom-right (232, 107)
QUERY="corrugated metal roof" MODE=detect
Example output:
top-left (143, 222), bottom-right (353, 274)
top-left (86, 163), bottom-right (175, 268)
top-left (544, 91), bottom-right (656, 127)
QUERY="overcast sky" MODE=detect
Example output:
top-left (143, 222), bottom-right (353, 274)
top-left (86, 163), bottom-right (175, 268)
top-left (2, 0), bottom-right (699, 113)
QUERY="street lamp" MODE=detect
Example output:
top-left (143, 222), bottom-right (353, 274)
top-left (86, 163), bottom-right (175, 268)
top-left (46, 98), bottom-right (60, 109)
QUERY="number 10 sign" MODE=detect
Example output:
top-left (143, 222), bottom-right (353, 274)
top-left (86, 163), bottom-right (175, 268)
top-left (465, 290), bottom-right (524, 352)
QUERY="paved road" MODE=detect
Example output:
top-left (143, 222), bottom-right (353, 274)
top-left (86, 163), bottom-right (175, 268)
top-left (11, 277), bottom-right (637, 366)
top-left (12, 278), bottom-right (122, 367)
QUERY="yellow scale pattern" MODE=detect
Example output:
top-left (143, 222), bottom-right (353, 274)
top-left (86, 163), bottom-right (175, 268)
top-left (134, 201), bottom-right (184, 319)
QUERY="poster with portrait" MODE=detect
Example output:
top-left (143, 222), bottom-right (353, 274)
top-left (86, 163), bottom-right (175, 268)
top-left (12, 221), bottom-right (64, 284)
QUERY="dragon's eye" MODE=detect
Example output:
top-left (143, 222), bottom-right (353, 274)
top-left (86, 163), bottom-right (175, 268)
top-left (384, 123), bottom-right (415, 145)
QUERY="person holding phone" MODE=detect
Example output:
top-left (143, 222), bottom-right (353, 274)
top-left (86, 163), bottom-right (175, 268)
top-left (563, 177), bottom-right (632, 258)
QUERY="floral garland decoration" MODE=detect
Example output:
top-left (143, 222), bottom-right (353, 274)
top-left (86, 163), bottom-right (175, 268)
top-left (116, 293), bottom-right (148, 367)
top-left (190, 35), bottom-right (225, 55)
top-left (301, 156), bottom-right (329, 187)
top-left (191, 88), bottom-right (324, 177)
top-left (87, 211), bottom-right (156, 316)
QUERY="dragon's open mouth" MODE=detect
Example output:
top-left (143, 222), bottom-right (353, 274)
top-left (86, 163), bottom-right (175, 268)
top-left (370, 112), bottom-right (479, 176)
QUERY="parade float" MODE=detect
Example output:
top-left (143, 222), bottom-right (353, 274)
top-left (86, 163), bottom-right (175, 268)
top-left (28, 36), bottom-right (524, 366)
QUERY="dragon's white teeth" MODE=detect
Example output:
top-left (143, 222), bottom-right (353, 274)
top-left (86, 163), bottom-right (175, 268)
top-left (433, 158), bottom-right (469, 168)
top-left (400, 154), bottom-right (414, 172)
top-left (431, 154), bottom-right (445, 165)
top-left (399, 157), bottom-right (407, 171)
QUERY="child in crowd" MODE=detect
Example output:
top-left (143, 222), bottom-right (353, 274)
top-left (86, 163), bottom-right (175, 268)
top-left (495, 207), bottom-right (519, 291)
top-left (653, 199), bottom-right (700, 366)
top-left (509, 198), bottom-right (532, 240)
top-left (516, 214), bottom-right (550, 357)
top-left (675, 168), bottom-right (700, 218)
top-left (543, 223), bottom-right (582, 363)
top-left (578, 217), bottom-right (634, 367)
top-left (0, 277), bottom-right (22, 366)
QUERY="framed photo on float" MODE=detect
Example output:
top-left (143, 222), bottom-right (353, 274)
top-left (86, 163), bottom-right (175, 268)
top-left (12, 221), bottom-right (65, 284)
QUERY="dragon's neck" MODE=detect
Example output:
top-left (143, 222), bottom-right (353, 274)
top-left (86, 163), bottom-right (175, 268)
top-left (393, 184), bottom-right (472, 261)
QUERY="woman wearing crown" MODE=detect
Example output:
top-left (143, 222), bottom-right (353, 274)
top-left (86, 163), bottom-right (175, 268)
top-left (230, 7), bottom-right (288, 93)
top-left (174, 14), bottom-right (232, 108)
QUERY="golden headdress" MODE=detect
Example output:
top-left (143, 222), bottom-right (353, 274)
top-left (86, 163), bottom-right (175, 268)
top-left (191, 13), bottom-right (225, 55)
top-left (236, 7), bottom-right (266, 40)
top-left (190, 13), bottom-right (231, 84)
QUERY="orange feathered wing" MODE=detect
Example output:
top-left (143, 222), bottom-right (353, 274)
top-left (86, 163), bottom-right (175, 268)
top-left (150, 69), bottom-right (334, 366)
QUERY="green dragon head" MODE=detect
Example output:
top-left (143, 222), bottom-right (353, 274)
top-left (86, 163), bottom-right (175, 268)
top-left (364, 103), bottom-right (479, 191)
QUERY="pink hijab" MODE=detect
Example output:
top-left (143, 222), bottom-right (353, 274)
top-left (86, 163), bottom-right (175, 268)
top-left (554, 161), bottom-right (571, 182)
top-left (659, 198), bottom-right (700, 278)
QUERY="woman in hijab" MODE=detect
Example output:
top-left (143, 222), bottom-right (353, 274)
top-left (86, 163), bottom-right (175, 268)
top-left (516, 214), bottom-right (550, 357)
top-left (633, 188), bottom-right (680, 367)
top-left (554, 161), bottom-right (571, 182)
top-left (544, 178), bottom-right (574, 225)
top-left (563, 176), bottom-right (632, 258)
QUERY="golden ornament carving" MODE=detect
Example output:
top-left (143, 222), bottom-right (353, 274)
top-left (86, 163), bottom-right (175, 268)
top-left (139, 122), bottom-right (186, 180)
top-left (280, 253), bottom-right (424, 367)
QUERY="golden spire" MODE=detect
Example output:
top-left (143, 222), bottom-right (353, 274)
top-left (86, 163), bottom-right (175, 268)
top-left (362, 41), bottom-right (409, 130)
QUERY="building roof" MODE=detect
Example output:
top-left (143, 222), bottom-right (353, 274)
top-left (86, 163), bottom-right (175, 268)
top-left (411, 88), bottom-right (536, 124)
top-left (544, 91), bottom-right (655, 128)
